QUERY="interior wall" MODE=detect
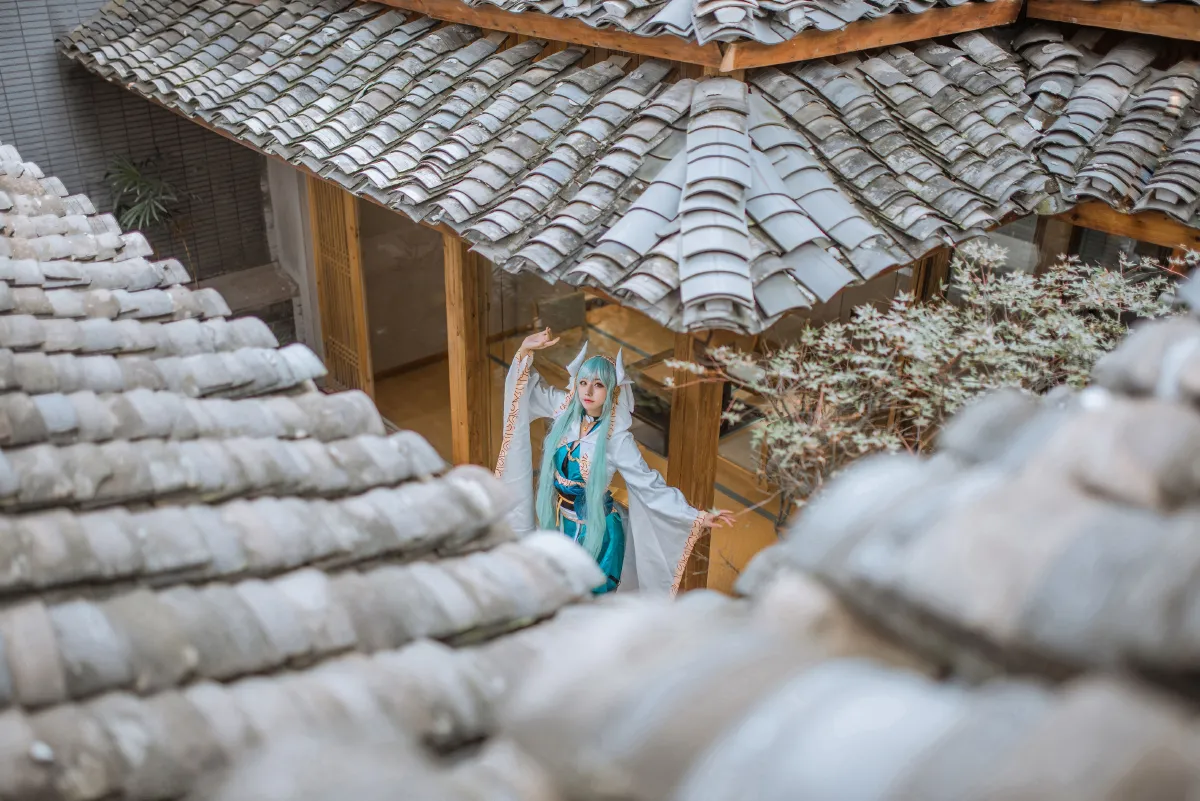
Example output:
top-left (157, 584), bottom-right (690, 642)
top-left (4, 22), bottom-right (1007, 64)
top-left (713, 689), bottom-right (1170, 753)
top-left (358, 200), bottom-right (447, 375)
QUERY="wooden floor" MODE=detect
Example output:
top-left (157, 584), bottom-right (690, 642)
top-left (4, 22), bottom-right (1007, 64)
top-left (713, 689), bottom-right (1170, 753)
top-left (373, 304), bottom-right (781, 594)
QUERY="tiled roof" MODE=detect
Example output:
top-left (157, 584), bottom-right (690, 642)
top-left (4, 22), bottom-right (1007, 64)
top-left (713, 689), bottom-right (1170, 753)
top-left (0, 141), bottom-right (602, 800)
top-left (467, 299), bottom-right (1200, 799)
top-left (60, 0), bottom-right (1053, 334)
top-left (494, 591), bottom-right (1200, 800)
top-left (211, 730), bottom-right (561, 801)
top-left (60, 0), bottom-right (1200, 332)
top-left (1016, 24), bottom-right (1200, 226)
top-left (456, 0), bottom-right (1001, 46)
top-left (751, 309), bottom-right (1200, 685)
top-left (180, 285), bottom-right (1200, 797)
top-left (218, 586), bottom-right (1200, 799)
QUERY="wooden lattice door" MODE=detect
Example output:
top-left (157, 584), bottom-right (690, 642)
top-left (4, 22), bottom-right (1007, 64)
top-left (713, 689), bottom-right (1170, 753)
top-left (307, 176), bottom-right (374, 396)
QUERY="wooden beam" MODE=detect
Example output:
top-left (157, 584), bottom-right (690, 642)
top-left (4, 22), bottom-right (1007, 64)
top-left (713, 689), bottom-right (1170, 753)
top-left (444, 232), bottom-right (492, 467)
top-left (1027, 0), bottom-right (1200, 41)
top-left (1055, 202), bottom-right (1200, 252)
top-left (373, 0), bottom-right (723, 66)
top-left (720, 0), bottom-right (1021, 71)
top-left (666, 333), bottom-right (724, 592)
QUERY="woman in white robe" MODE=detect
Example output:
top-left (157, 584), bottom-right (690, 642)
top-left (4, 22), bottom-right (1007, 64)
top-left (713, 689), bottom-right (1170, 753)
top-left (494, 328), bottom-right (734, 596)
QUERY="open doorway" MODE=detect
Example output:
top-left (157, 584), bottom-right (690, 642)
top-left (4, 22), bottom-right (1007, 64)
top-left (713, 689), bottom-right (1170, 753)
top-left (356, 198), bottom-right (570, 463)
top-left (310, 185), bottom-right (911, 592)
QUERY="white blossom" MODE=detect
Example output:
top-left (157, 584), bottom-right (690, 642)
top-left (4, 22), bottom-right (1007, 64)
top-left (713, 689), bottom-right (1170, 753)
top-left (690, 251), bottom-right (1179, 528)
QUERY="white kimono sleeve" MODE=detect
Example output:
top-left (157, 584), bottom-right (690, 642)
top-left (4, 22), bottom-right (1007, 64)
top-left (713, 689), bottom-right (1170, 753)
top-left (494, 350), bottom-right (568, 534)
top-left (610, 430), bottom-right (705, 597)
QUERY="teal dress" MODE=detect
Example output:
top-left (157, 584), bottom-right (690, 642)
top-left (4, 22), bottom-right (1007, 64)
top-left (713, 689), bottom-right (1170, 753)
top-left (552, 438), bottom-right (626, 594)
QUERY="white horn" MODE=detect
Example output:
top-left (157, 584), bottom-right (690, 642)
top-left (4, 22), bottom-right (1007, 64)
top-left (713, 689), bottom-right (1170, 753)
top-left (567, 342), bottom-right (589, 378)
top-left (614, 348), bottom-right (627, 386)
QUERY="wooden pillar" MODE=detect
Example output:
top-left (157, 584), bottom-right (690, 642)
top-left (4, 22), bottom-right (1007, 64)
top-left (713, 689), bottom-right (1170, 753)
top-left (443, 232), bottom-right (491, 467)
top-left (1034, 217), bottom-right (1080, 275)
top-left (667, 333), bottom-right (724, 592)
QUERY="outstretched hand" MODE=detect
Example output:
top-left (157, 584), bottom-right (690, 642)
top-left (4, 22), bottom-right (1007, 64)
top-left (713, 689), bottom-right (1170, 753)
top-left (520, 327), bottom-right (560, 354)
top-left (701, 509), bottom-right (736, 529)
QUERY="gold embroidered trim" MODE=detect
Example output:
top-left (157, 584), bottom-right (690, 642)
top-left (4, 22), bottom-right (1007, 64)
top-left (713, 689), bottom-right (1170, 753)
top-left (554, 388), bottom-right (574, 416)
top-left (555, 469), bottom-right (585, 488)
top-left (608, 386), bottom-right (621, 438)
top-left (494, 354), bottom-right (533, 478)
top-left (671, 512), bottom-right (707, 597)
top-left (580, 451), bottom-right (591, 482)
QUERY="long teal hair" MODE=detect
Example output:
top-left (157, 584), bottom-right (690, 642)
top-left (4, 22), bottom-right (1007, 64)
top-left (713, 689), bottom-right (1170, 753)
top-left (535, 355), bottom-right (617, 559)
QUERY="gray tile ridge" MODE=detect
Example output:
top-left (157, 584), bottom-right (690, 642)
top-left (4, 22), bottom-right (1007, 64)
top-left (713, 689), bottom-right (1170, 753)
top-left (0, 531), bottom-right (598, 711)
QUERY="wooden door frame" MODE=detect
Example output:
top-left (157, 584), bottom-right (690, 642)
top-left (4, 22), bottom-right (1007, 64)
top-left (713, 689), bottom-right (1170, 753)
top-left (443, 232), bottom-right (493, 467)
top-left (1051, 203), bottom-right (1200, 275)
top-left (911, 247), bottom-right (952, 301)
top-left (304, 176), bottom-right (495, 465)
top-left (306, 176), bottom-right (375, 397)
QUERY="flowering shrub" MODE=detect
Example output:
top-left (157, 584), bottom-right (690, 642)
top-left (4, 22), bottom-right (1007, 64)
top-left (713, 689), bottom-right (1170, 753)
top-left (678, 242), bottom-right (1180, 523)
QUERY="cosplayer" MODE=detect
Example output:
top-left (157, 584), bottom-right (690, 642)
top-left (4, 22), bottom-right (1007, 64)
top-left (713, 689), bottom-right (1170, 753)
top-left (495, 327), bottom-right (734, 596)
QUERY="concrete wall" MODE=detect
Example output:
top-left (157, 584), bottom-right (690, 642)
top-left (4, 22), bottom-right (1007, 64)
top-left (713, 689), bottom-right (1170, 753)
top-left (0, 0), bottom-right (269, 281)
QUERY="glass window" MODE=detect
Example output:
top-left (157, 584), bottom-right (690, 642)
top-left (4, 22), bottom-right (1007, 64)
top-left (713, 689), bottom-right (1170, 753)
top-left (1075, 228), bottom-right (1171, 266)
top-left (984, 217), bottom-right (1039, 274)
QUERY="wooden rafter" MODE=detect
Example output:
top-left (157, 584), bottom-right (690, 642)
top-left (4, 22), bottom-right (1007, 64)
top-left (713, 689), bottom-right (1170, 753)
top-left (719, 0), bottom-right (1022, 71)
top-left (1055, 202), bottom-right (1200, 251)
top-left (373, 0), bottom-right (723, 65)
top-left (1027, 0), bottom-right (1200, 42)
top-left (375, 0), bottom-right (1020, 72)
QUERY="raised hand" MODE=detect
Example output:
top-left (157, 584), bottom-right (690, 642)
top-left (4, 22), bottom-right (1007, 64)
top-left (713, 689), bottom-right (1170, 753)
top-left (520, 327), bottom-right (560, 354)
top-left (701, 509), bottom-right (737, 529)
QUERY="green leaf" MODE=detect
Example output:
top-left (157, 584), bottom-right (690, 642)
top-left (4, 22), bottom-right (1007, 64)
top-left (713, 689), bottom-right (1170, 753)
top-left (104, 155), bottom-right (181, 232)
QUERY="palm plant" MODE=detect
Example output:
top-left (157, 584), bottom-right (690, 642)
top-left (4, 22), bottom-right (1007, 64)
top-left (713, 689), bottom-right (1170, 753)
top-left (104, 156), bottom-right (180, 231)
